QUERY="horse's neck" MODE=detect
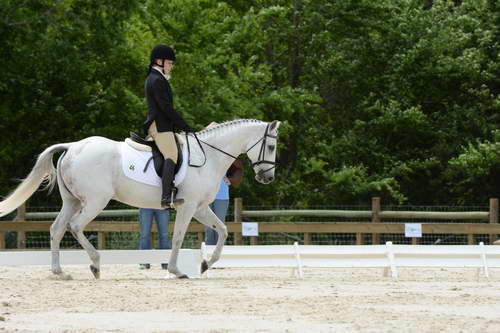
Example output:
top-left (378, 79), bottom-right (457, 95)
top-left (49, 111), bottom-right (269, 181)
top-left (202, 124), bottom-right (262, 177)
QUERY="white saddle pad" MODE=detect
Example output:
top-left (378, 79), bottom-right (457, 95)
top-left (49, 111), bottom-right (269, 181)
top-left (119, 142), bottom-right (188, 187)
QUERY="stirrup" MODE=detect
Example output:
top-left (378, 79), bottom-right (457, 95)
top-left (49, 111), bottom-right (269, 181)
top-left (161, 198), bottom-right (185, 210)
top-left (171, 198), bottom-right (185, 208)
top-left (170, 186), bottom-right (185, 208)
top-left (161, 187), bottom-right (184, 209)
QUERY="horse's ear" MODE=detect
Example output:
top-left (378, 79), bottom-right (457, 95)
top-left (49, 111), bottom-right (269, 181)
top-left (269, 120), bottom-right (281, 132)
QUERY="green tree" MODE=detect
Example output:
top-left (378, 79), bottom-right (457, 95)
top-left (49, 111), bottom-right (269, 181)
top-left (446, 130), bottom-right (500, 203)
top-left (0, 0), bottom-right (142, 204)
top-left (1, 0), bottom-right (500, 208)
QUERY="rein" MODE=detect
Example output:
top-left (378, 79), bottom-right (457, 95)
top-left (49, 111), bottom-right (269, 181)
top-left (185, 124), bottom-right (278, 171)
top-left (185, 132), bottom-right (208, 167)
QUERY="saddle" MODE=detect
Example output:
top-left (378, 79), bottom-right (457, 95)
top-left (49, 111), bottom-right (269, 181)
top-left (128, 132), bottom-right (183, 178)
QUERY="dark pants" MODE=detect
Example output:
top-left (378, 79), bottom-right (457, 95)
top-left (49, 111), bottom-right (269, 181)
top-left (139, 208), bottom-right (171, 250)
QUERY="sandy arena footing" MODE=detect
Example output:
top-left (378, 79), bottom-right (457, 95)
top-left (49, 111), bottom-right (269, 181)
top-left (1, 265), bottom-right (500, 333)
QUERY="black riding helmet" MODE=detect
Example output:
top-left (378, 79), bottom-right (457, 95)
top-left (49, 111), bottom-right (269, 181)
top-left (148, 45), bottom-right (176, 75)
top-left (150, 44), bottom-right (176, 62)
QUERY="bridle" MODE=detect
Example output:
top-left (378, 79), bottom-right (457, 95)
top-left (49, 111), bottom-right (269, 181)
top-left (245, 123), bottom-right (278, 173)
top-left (186, 123), bottom-right (278, 172)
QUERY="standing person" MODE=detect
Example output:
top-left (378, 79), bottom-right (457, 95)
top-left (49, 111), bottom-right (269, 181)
top-left (144, 44), bottom-right (194, 209)
top-left (138, 208), bottom-right (172, 269)
top-left (205, 160), bottom-right (243, 245)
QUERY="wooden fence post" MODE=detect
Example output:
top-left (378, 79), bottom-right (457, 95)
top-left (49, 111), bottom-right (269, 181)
top-left (304, 233), bottom-right (312, 245)
top-left (356, 233), bottom-right (364, 245)
top-left (468, 234), bottom-right (474, 245)
top-left (489, 198), bottom-right (498, 244)
top-left (371, 197), bottom-right (381, 245)
top-left (234, 198), bottom-right (243, 245)
top-left (197, 231), bottom-right (204, 247)
top-left (97, 232), bottom-right (106, 250)
top-left (15, 203), bottom-right (27, 249)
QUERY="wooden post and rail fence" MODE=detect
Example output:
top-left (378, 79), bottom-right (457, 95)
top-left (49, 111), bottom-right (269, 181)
top-left (0, 197), bottom-right (499, 250)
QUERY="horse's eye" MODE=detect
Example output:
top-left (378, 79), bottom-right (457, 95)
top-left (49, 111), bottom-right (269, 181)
top-left (268, 145), bottom-right (275, 152)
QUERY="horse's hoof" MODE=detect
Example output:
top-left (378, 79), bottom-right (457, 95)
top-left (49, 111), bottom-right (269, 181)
top-left (178, 274), bottom-right (189, 279)
top-left (201, 260), bottom-right (209, 274)
top-left (90, 265), bottom-right (100, 279)
top-left (49, 273), bottom-right (73, 281)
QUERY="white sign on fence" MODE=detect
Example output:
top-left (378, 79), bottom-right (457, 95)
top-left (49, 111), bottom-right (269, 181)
top-left (405, 223), bottom-right (422, 237)
top-left (242, 222), bottom-right (259, 236)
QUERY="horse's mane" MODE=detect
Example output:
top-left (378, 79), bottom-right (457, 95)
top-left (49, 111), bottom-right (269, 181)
top-left (197, 119), bottom-right (265, 139)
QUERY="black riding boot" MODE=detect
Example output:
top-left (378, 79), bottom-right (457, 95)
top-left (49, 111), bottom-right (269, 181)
top-left (161, 159), bottom-right (185, 209)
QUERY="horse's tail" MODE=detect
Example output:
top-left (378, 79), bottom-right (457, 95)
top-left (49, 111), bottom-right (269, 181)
top-left (0, 143), bottom-right (72, 217)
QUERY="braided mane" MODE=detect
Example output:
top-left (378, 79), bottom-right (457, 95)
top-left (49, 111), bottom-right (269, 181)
top-left (197, 119), bottom-right (265, 139)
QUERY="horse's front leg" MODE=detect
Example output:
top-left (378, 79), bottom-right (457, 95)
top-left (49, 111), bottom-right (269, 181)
top-left (194, 206), bottom-right (228, 273)
top-left (168, 203), bottom-right (196, 278)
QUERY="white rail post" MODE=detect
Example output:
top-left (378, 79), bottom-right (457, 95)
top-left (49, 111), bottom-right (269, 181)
top-left (293, 241), bottom-right (303, 279)
top-left (479, 242), bottom-right (490, 280)
top-left (385, 241), bottom-right (398, 280)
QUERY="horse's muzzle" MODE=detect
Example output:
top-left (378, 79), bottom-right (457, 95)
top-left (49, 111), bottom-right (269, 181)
top-left (255, 174), bottom-right (274, 184)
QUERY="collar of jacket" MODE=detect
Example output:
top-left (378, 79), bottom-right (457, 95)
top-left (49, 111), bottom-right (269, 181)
top-left (152, 66), bottom-right (171, 81)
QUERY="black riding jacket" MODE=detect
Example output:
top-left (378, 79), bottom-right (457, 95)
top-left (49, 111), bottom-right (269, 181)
top-left (143, 69), bottom-right (190, 134)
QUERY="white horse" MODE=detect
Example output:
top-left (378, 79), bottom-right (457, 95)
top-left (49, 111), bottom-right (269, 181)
top-left (0, 119), bottom-right (280, 279)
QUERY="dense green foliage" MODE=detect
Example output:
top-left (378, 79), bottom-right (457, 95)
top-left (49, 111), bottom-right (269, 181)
top-left (1, 0), bottom-right (499, 207)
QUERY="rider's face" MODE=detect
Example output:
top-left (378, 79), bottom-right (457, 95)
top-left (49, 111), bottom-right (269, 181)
top-left (162, 60), bottom-right (174, 75)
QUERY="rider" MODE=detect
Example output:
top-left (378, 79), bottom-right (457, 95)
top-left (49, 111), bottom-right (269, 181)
top-left (144, 44), bottom-right (193, 209)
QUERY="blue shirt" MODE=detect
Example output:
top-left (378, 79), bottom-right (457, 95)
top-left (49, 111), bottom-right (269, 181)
top-left (215, 178), bottom-right (229, 200)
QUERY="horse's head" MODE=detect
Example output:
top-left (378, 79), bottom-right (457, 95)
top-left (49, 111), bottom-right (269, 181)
top-left (246, 120), bottom-right (281, 184)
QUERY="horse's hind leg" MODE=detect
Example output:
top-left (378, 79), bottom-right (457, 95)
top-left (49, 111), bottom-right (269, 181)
top-left (50, 197), bottom-right (80, 277)
top-left (68, 197), bottom-right (110, 279)
top-left (51, 155), bottom-right (81, 279)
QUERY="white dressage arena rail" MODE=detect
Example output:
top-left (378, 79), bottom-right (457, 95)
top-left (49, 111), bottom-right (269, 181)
top-left (201, 242), bottom-right (500, 279)
top-left (1, 242), bottom-right (499, 280)
top-left (0, 249), bottom-right (203, 278)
